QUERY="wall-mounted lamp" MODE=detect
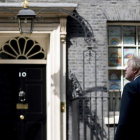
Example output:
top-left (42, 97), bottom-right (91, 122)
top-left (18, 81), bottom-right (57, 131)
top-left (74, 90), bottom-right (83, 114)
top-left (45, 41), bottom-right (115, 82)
top-left (17, 0), bottom-right (36, 35)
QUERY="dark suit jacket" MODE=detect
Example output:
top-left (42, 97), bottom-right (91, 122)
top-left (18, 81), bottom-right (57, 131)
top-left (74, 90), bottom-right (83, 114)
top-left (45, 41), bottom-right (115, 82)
top-left (114, 76), bottom-right (140, 140)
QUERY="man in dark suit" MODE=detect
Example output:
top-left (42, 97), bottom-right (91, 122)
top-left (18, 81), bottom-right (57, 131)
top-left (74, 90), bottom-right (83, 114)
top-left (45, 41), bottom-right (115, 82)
top-left (114, 54), bottom-right (140, 140)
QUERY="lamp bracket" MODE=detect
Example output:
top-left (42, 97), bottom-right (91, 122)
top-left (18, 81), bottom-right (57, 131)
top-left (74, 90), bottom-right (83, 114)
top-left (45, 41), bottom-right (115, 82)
top-left (0, 7), bottom-right (17, 21)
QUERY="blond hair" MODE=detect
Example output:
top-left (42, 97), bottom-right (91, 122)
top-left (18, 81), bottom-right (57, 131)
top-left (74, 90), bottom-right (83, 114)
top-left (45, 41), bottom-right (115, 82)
top-left (128, 54), bottom-right (140, 74)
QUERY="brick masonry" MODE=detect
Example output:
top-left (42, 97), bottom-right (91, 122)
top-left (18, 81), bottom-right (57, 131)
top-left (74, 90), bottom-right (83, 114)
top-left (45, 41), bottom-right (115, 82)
top-left (65, 1), bottom-right (140, 139)
top-left (1, 0), bottom-right (140, 139)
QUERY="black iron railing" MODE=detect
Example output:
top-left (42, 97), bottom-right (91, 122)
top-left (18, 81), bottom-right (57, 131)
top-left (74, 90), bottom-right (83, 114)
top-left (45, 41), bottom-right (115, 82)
top-left (71, 90), bottom-right (121, 140)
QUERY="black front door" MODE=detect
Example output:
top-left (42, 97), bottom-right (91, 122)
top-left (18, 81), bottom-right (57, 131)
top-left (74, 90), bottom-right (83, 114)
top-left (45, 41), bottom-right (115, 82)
top-left (0, 64), bottom-right (46, 140)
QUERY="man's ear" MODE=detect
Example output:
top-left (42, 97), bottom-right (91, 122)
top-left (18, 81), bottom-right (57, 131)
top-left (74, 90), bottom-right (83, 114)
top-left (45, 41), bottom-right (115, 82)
top-left (134, 68), bottom-right (139, 74)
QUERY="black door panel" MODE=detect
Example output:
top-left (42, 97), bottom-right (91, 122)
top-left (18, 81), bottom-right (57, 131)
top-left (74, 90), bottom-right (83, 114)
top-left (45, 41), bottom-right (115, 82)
top-left (0, 64), bottom-right (46, 140)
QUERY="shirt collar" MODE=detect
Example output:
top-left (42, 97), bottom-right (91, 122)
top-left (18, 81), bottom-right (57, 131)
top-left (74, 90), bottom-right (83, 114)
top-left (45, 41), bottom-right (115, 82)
top-left (134, 75), bottom-right (140, 80)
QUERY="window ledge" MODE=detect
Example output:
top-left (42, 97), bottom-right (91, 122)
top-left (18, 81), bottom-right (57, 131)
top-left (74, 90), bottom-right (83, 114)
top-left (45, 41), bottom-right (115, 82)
top-left (104, 116), bottom-right (119, 125)
top-left (104, 111), bottom-right (119, 125)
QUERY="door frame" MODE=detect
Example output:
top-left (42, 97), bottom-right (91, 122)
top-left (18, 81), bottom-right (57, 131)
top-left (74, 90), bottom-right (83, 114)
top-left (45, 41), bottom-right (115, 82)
top-left (0, 19), bottom-right (66, 140)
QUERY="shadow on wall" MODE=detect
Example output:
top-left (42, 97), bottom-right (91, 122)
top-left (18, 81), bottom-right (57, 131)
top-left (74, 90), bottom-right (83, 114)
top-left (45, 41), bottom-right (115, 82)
top-left (66, 10), bottom-right (85, 50)
top-left (71, 96), bottom-right (108, 140)
top-left (86, 110), bottom-right (108, 140)
top-left (67, 11), bottom-right (85, 40)
top-left (69, 74), bottom-right (108, 140)
top-left (66, 10), bottom-right (108, 140)
top-left (66, 11), bottom-right (85, 139)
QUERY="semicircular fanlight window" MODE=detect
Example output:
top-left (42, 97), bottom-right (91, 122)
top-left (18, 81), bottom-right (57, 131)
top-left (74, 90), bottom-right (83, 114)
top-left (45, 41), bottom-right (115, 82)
top-left (0, 37), bottom-right (46, 59)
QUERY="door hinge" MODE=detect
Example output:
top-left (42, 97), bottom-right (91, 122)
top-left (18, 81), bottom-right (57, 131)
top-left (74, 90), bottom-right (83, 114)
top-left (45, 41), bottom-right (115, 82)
top-left (61, 102), bottom-right (65, 113)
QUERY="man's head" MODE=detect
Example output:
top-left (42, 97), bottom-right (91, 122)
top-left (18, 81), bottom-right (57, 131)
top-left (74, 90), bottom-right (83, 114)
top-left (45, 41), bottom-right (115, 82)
top-left (125, 54), bottom-right (140, 81)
